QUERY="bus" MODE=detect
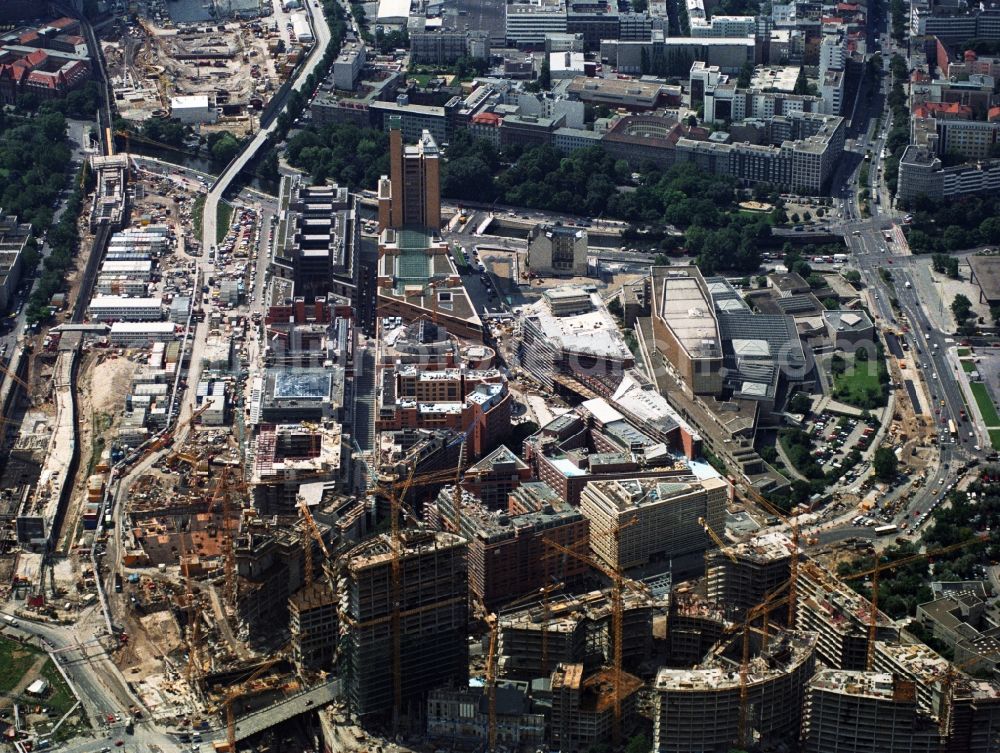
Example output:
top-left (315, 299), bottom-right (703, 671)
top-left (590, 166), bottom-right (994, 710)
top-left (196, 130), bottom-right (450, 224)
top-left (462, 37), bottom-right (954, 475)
top-left (874, 524), bottom-right (899, 536)
top-left (948, 419), bottom-right (957, 436)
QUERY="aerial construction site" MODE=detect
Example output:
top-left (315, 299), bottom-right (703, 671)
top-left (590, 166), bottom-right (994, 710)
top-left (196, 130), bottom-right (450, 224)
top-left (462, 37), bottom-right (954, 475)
top-left (2, 3), bottom-right (1000, 752)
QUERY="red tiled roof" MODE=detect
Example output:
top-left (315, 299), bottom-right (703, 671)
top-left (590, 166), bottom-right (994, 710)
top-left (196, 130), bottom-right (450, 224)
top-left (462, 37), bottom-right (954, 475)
top-left (989, 106), bottom-right (1000, 122)
top-left (471, 112), bottom-right (501, 125)
top-left (26, 70), bottom-right (60, 88)
top-left (50, 17), bottom-right (77, 29)
top-left (913, 101), bottom-right (972, 118)
top-left (24, 49), bottom-right (48, 67)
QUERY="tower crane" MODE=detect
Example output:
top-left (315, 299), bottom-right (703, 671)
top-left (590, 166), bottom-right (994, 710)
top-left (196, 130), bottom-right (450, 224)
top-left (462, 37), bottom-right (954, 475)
top-left (542, 519), bottom-right (647, 749)
top-left (297, 499), bottom-right (330, 589)
top-left (739, 484), bottom-right (802, 626)
top-left (718, 582), bottom-right (791, 748)
top-left (141, 402), bottom-right (210, 459)
top-left (0, 363), bottom-right (28, 391)
top-left (389, 459), bottom-right (418, 726)
top-left (484, 583), bottom-right (564, 750)
top-left (209, 466), bottom-right (240, 606)
top-left (699, 517), bottom-right (738, 562)
top-left (839, 537), bottom-right (979, 671)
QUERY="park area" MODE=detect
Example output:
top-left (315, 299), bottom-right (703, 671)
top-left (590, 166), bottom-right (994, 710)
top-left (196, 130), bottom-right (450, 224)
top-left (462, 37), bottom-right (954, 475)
top-left (832, 353), bottom-right (888, 409)
top-left (0, 635), bottom-right (82, 742)
top-left (970, 382), bottom-right (1000, 427)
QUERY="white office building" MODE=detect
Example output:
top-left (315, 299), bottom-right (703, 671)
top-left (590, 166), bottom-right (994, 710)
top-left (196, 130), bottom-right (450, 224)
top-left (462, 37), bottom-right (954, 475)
top-left (88, 296), bottom-right (163, 322)
top-left (170, 95), bottom-right (217, 124)
top-left (109, 322), bottom-right (177, 347)
top-left (506, 0), bottom-right (568, 46)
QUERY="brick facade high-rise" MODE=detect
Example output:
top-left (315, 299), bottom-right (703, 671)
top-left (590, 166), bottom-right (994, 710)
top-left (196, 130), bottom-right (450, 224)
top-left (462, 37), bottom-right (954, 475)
top-left (378, 117), bottom-right (441, 234)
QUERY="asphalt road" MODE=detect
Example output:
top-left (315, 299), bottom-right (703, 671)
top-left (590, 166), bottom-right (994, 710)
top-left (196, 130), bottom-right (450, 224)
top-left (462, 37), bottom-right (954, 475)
top-left (0, 611), bottom-right (180, 753)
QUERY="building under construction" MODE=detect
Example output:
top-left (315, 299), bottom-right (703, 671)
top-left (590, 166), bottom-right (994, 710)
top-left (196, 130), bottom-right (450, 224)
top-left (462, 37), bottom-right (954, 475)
top-left (338, 530), bottom-right (468, 719)
top-left (432, 485), bottom-right (589, 609)
top-left (653, 630), bottom-right (818, 753)
top-left (579, 476), bottom-right (728, 571)
top-left (797, 563), bottom-right (899, 671)
top-left (705, 531), bottom-right (793, 620)
top-left (289, 582), bottom-right (338, 673)
top-left (801, 670), bottom-right (942, 753)
top-left (496, 588), bottom-right (672, 681)
top-left (550, 663), bottom-right (644, 753)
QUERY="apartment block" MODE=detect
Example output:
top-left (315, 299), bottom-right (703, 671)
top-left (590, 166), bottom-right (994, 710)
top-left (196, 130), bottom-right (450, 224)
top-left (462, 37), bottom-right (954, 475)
top-left (898, 145), bottom-right (1000, 203)
top-left (433, 485), bottom-right (589, 608)
top-left (497, 588), bottom-right (670, 680)
top-left (551, 663), bottom-right (643, 752)
top-left (690, 14), bottom-right (757, 37)
top-left (802, 671), bottom-right (942, 753)
top-left (338, 530), bottom-right (468, 717)
top-left (289, 583), bottom-right (338, 673)
top-left (579, 476), bottom-right (728, 571)
top-left (506, 0), bottom-right (569, 47)
top-left (653, 631), bottom-right (817, 753)
top-left (426, 684), bottom-right (545, 747)
top-left (271, 176), bottom-right (360, 307)
top-left (0, 210), bottom-right (30, 312)
top-left (526, 223), bottom-right (588, 276)
top-left (461, 445), bottom-right (532, 509)
top-left (705, 531), bottom-right (793, 619)
top-left (522, 409), bottom-right (696, 507)
top-left (332, 43), bottom-right (365, 91)
top-left (796, 564), bottom-right (899, 671)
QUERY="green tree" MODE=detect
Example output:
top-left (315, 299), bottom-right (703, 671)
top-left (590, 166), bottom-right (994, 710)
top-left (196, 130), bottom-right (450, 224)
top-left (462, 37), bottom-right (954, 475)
top-left (793, 66), bottom-right (811, 95)
top-left (788, 392), bottom-right (812, 414)
top-left (625, 734), bottom-right (649, 753)
top-left (538, 55), bottom-right (551, 90)
top-left (737, 61), bottom-right (754, 88)
top-left (844, 270), bottom-right (862, 285)
top-left (208, 131), bottom-right (241, 164)
top-left (873, 447), bottom-right (898, 481)
top-left (952, 293), bottom-right (973, 323)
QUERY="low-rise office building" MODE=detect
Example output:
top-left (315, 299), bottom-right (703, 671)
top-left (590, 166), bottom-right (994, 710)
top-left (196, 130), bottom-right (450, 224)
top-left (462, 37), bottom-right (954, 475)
top-left (109, 322), bottom-right (177, 347)
top-left (88, 296), bottom-right (163, 322)
top-left (526, 223), bottom-right (588, 276)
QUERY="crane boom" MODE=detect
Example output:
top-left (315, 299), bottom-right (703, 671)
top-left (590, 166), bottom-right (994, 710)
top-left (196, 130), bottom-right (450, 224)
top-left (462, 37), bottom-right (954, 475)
top-left (543, 523), bottom-right (647, 749)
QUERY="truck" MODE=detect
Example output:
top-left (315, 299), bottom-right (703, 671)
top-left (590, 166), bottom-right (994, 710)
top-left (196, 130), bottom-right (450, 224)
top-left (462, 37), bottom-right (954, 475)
top-left (904, 281), bottom-right (911, 289)
top-left (833, 253), bottom-right (848, 264)
top-left (948, 419), bottom-right (957, 436)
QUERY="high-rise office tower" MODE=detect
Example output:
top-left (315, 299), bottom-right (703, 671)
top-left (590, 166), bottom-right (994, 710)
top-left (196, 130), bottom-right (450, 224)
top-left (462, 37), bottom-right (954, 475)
top-left (377, 117), bottom-right (441, 234)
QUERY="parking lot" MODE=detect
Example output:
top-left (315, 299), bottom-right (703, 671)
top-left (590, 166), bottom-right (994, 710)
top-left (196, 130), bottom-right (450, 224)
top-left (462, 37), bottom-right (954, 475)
top-left (804, 410), bottom-right (880, 477)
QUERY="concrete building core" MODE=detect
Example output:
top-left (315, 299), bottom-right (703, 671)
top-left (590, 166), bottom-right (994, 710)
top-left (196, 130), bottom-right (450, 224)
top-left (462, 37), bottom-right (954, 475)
top-left (338, 530), bottom-right (468, 718)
